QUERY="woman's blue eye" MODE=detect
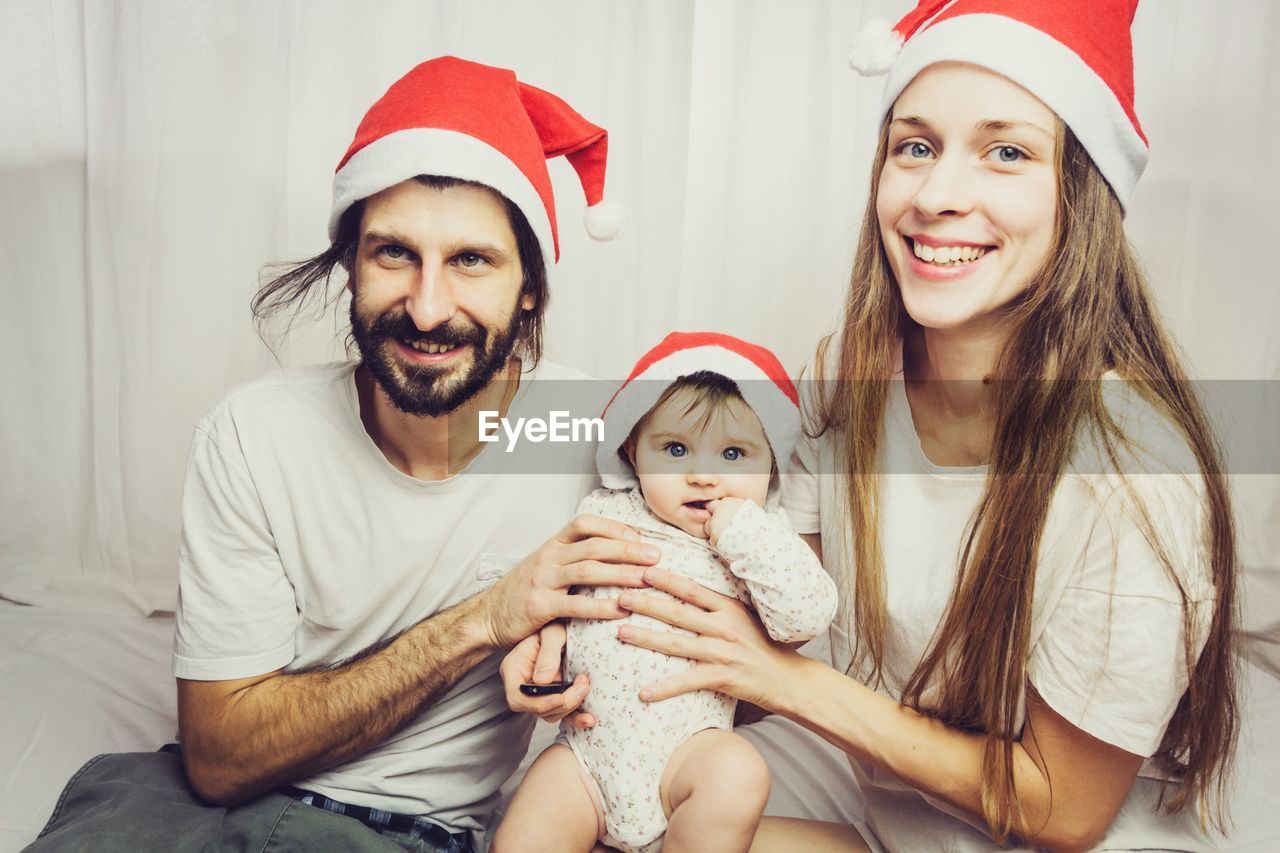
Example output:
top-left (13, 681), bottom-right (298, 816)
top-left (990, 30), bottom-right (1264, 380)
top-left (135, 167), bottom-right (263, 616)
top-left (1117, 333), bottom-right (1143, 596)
top-left (722, 447), bottom-right (743, 462)
top-left (903, 141), bottom-right (932, 159)
top-left (664, 442), bottom-right (687, 458)
top-left (990, 145), bottom-right (1024, 163)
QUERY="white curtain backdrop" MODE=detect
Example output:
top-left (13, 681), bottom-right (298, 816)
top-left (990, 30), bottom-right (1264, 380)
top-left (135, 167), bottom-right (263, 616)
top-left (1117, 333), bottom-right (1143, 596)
top-left (1, 1), bottom-right (1277, 658)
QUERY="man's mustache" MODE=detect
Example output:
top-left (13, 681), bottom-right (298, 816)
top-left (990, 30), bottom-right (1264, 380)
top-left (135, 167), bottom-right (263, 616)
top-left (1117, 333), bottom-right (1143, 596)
top-left (369, 312), bottom-right (485, 349)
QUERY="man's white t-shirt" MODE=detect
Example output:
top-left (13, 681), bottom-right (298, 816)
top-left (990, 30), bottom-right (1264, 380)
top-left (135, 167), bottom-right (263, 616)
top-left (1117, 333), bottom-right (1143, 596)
top-left (173, 359), bottom-right (600, 838)
top-left (782, 359), bottom-right (1219, 850)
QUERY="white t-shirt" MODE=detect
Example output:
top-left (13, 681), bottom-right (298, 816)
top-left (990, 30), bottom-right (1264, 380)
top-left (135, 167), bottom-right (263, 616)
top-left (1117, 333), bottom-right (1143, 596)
top-left (782, 359), bottom-right (1219, 850)
top-left (173, 359), bottom-right (601, 837)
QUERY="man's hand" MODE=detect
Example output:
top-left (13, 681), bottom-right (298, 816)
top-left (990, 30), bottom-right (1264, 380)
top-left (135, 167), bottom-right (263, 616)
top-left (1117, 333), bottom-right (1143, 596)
top-left (705, 497), bottom-right (747, 545)
top-left (478, 513), bottom-right (659, 649)
top-left (500, 622), bottom-right (595, 727)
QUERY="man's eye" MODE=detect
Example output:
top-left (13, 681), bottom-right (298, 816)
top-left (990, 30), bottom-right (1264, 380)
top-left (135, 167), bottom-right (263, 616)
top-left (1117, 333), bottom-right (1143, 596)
top-left (664, 442), bottom-right (687, 458)
top-left (378, 245), bottom-right (410, 261)
top-left (456, 252), bottom-right (487, 268)
top-left (722, 447), bottom-right (744, 462)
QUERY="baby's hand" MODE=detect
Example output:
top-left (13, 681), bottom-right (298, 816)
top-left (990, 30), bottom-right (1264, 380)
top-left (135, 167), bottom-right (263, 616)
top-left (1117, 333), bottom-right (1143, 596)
top-left (705, 497), bottom-right (746, 545)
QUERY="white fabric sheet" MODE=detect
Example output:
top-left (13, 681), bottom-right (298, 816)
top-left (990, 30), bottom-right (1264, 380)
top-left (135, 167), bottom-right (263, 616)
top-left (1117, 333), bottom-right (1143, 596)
top-left (2, 602), bottom-right (1278, 851)
top-left (0, 603), bottom-right (176, 851)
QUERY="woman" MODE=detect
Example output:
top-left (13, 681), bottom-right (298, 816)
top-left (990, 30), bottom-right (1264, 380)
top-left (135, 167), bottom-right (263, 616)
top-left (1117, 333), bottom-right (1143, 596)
top-left (504, 1), bottom-right (1239, 849)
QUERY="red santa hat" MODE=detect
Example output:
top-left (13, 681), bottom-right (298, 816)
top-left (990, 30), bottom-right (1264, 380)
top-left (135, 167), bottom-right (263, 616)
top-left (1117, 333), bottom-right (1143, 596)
top-left (329, 55), bottom-right (626, 271)
top-left (597, 332), bottom-right (801, 491)
top-left (848, 0), bottom-right (1148, 211)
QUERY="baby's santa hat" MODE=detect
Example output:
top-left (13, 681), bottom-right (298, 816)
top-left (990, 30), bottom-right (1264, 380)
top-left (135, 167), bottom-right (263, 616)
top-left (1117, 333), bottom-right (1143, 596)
top-left (848, 0), bottom-right (1148, 211)
top-left (598, 332), bottom-right (801, 491)
top-left (330, 55), bottom-right (626, 271)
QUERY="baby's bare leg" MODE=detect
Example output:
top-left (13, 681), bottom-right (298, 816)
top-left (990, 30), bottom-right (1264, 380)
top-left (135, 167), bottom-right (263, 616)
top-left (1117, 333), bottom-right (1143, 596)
top-left (491, 744), bottom-right (603, 853)
top-left (660, 729), bottom-right (771, 853)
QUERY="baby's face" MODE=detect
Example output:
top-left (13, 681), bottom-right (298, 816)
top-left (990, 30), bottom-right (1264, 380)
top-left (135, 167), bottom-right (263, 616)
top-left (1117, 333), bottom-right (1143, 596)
top-left (630, 395), bottom-right (772, 538)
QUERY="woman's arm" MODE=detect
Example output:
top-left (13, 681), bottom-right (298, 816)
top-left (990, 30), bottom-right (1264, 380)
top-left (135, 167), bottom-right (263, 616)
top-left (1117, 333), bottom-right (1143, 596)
top-left (617, 568), bottom-right (1143, 851)
top-left (786, 656), bottom-right (1142, 849)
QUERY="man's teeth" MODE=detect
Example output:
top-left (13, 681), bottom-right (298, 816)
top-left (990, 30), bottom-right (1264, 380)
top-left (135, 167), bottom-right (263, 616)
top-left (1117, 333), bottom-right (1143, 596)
top-left (911, 241), bottom-right (988, 265)
top-left (405, 339), bottom-right (459, 354)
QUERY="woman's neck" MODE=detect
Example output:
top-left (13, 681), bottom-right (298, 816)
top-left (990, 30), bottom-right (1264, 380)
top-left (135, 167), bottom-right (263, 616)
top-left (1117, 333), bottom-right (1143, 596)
top-left (905, 323), bottom-right (1007, 419)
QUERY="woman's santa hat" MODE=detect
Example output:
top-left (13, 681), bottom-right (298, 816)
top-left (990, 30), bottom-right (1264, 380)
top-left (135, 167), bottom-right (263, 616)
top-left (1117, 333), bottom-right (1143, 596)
top-left (598, 332), bottom-right (801, 492)
top-left (330, 55), bottom-right (626, 271)
top-left (848, 0), bottom-right (1148, 211)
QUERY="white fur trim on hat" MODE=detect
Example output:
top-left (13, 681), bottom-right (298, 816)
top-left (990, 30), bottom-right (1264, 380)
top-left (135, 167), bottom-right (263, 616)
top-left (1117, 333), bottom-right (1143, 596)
top-left (597, 346), bottom-right (801, 496)
top-left (330, 128), bottom-right (556, 271)
top-left (882, 14), bottom-right (1148, 210)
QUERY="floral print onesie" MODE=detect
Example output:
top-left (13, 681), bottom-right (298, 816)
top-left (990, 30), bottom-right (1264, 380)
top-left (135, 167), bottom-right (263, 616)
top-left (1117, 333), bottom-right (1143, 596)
top-left (559, 487), bottom-right (837, 853)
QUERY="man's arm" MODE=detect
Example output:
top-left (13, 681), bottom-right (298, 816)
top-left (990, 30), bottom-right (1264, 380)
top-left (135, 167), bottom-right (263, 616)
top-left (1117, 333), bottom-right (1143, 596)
top-left (179, 594), bottom-right (489, 804)
top-left (178, 513), bottom-right (659, 805)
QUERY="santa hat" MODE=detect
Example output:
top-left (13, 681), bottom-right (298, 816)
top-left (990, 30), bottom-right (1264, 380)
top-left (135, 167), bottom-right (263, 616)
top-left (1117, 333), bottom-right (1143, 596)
top-left (597, 332), bottom-right (801, 492)
top-left (848, 0), bottom-right (1148, 210)
top-left (329, 55), bottom-right (626, 270)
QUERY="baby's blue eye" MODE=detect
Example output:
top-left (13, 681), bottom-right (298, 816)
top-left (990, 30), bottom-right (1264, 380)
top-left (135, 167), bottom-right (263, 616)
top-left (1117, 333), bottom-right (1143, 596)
top-left (664, 442), bottom-right (687, 458)
top-left (722, 447), bottom-right (743, 462)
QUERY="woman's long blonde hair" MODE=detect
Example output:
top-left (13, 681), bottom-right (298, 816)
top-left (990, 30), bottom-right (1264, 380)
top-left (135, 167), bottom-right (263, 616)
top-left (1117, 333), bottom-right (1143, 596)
top-left (812, 120), bottom-right (1238, 841)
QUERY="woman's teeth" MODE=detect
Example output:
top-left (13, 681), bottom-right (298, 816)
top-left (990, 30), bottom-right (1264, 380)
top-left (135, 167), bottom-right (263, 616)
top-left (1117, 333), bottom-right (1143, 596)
top-left (911, 241), bottom-right (988, 266)
top-left (404, 339), bottom-right (459, 354)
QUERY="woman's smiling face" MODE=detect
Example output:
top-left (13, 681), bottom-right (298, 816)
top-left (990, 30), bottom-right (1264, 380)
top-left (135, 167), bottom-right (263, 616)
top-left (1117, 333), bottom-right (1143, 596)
top-left (876, 62), bottom-right (1059, 336)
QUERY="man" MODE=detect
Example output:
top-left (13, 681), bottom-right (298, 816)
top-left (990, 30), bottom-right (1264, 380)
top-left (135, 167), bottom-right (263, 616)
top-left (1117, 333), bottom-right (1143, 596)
top-left (30, 56), bottom-right (644, 853)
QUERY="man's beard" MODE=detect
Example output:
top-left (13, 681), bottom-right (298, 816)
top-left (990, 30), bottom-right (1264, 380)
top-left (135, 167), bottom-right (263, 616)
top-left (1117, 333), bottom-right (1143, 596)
top-left (350, 298), bottom-right (522, 418)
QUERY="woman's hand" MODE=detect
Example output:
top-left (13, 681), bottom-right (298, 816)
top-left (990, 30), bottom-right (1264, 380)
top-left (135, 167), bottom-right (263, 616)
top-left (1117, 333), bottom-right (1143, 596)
top-left (615, 567), bottom-right (800, 710)
top-left (499, 622), bottom-right (595, 727)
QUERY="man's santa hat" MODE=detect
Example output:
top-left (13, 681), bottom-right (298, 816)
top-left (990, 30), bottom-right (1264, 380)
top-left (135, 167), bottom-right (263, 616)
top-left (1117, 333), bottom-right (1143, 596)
top-left (330, 55), bottom-right (626, 271)
top-left (848, 0), bottom-right (1148, 211)
top-left (597, 332), bottom-right (801, 493)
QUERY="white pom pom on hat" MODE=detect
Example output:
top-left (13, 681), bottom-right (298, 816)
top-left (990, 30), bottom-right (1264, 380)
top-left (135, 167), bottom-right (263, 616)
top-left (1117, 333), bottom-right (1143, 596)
top-left (583, 199), bottom-right (630, 241)
top-left (847, 18), bottom-right (904, 75)
top-left (846, 0), bottom-right (1150, 211)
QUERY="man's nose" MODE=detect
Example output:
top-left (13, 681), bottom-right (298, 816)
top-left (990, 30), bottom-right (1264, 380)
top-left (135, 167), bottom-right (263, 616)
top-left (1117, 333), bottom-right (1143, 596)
top-left (404, 262), bottom-right (458, 331)
top-left (912, 152), bottom-right (976, 218)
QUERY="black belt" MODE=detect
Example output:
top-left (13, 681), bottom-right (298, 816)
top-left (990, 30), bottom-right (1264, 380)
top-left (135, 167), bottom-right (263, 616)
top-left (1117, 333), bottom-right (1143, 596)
top-left (279, 785), bottom-right (469, 850)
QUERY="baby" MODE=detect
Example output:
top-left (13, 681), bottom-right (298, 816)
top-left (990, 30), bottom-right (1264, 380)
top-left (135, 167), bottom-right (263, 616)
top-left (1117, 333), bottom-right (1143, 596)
top-left (494, 332), bottom-right (837, 853)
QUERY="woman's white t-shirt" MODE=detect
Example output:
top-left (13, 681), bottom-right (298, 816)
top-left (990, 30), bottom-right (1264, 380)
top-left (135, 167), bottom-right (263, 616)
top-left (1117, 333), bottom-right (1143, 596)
top-left (781, 361), bottom-right (1220, 850)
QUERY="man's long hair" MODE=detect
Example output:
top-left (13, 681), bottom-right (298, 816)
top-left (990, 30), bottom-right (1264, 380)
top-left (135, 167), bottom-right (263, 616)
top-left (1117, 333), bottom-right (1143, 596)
top-left (811, 121), bottom-right (1239, 841)
top-left (251, 175), bottom-right (548, 365)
